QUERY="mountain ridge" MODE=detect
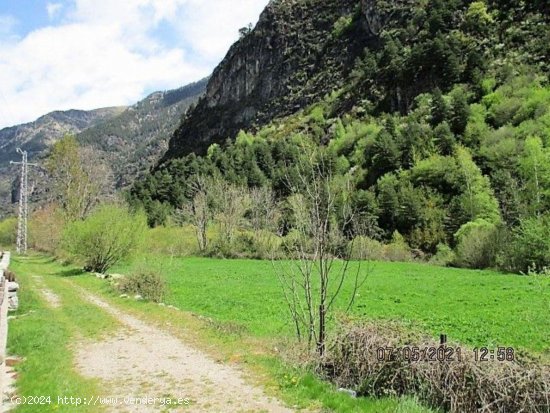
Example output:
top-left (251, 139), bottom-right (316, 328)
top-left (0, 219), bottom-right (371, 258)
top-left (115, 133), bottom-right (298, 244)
top-left (0, 78), bottom-right (207, 218)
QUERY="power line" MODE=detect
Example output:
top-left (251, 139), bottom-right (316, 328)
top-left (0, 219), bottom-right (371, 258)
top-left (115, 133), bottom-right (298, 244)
top-left (10, 148), bottom-right (37, 254)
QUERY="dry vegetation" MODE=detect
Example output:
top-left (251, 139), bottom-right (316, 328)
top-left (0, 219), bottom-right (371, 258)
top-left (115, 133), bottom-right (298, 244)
top-left (320, 321), bottom-right (550, 413)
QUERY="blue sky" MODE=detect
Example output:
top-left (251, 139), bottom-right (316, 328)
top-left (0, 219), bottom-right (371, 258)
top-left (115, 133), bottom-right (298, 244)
top-left (0, 0), bottom-right (268, 128)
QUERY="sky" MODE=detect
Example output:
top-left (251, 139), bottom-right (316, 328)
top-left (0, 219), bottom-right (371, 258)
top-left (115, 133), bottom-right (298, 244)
top-left (0, 0), bottom-right (268, 129)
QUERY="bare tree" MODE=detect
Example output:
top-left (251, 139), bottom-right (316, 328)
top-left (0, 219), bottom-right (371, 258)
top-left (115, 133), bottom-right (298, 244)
top-left (273, 146), bottom-right (370, 355)
top-left (249, 186), bottom-right (280, 234)
top-left (211, 179), bottom-right (251, 245)
top-left (184, 175), bottom-right (211, 252)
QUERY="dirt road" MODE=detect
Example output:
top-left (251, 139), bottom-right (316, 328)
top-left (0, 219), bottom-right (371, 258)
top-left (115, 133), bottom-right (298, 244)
top-left (73, 288), bottom-right (293, 413)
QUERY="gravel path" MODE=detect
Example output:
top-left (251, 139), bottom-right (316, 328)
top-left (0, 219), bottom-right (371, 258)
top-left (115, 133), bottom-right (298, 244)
top-left (32, 276), bottom-right (61, 308)
top-left (73, 289), bottom-right (294, 413)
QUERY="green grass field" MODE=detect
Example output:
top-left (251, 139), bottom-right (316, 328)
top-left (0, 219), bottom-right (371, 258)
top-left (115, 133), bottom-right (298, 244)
top-left (110, 256), bottom-right (550, 355)
top-left (7, 254), bottom-right (550, 412)
top-left (9, 255), bottom-right (437, 412)
top-left (8, 256), bottom-right (120, 412)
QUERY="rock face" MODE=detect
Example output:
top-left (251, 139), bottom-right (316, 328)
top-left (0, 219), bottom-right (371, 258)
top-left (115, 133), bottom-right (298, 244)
top-left (162, 0), bottom-right (370, 161)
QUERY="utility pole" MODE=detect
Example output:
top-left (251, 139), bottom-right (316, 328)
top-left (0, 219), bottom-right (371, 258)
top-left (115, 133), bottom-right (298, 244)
top-left (10, 148), bottom-right (36, 254)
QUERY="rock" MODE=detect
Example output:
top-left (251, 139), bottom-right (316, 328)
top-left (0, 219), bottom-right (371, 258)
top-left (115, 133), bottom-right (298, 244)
top-left (161, 0), bottom-right (362, 160)
top-left (7, 281), bottom-right (19, 292)
top-left (119, 294), bottom-right (128, 299)
top-left (337, 388), bottom-right (357, 398)
top-left (8, 294), bottom-right (19, 310)
top-left (134, 294), bottom-right (143, 301)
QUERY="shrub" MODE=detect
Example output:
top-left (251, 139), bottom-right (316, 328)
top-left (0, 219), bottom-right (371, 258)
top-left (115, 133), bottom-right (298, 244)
top-left (384, 231), bottom-right (413, 262)
top-left (429, 243), bottom-right (455, 266)
top-left (62, 204), bottom-right (146, 273)
top-left (117, 269), bottom-right (167, 303)
top-left (453, 219), bottom-right (502, 269)
top-left (0, 218), bottom-right (17, 248)
top-left (332, 15), bottom-right (353, 37)
top-left (508, 215), bottom-right (550, 273)
top-left (350, 236), bottom-right (385, 261)
top-left (28, 204), bottom-right (65, 253)
top-left (350, 235), bottom-right (414, 262)
top-left (321, 321), bottom-right (550, 413)
top-left (141, 224), bottom-right (198, 257)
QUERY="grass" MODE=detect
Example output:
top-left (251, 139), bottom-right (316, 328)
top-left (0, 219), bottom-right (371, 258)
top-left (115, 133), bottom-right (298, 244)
top-left (6, 252), bottom-right (550, 412)
top-left (112, 256), bottom-right (550, 355)
top-left (71, 262), bottom-right (437, 412)
top-left (7, 255), bottom-right (120, 412)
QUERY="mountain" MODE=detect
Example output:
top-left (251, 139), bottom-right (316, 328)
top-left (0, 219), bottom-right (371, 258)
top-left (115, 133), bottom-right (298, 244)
top-left (160, 0), bottom-right (549, 163)
top-left (0, 107), bottom-right (125, 164)
top-left (132, 0), bottom-right (550, 271)
top-left (162, 0), bottom-right (365, 161)
top-left (78, 77), bottom-right (207, 187)
top-left (0, 78), bottom-right (207, 218)
top-left (0, 107), bottom-right (124, 217)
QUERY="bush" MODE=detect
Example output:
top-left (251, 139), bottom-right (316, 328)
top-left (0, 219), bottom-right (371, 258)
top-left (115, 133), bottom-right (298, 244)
top-left (141, 224), bottom-right (198, 257)
top-left (508, 215), bottom-right (550, 273)
top-left (350, 236), bottom-right (385, 260)
top-left (321, 320), bottom-right (550, 413)
top-left (332, 15), bottom-right (353, 37)
top-left (28, 204), bottom-right (65, 253)
top-left (429, 243), bottom-right (455, 266)
top-left (350, 235), bottom-right (413, 262)
top-left (0, 218), bottom-right (17, 248)
top-left (117, 269), bottom-right (167, 303)
top-left (384, 231), bottom-right (413, 262)
top-left (62, 204), bottom-right (146, 273)
top-left (453, 219), bottom-right (502, 269)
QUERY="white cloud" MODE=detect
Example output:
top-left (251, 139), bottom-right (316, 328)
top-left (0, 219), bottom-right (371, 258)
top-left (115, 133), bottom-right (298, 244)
top-left (46, 2), bottom-right (63, 20)
top-left (0, 14), bottom-right (18, 39)
top-left (0, 0), bottom-right (268, 129)
top-left (175, 0), bottom-right (267, 65)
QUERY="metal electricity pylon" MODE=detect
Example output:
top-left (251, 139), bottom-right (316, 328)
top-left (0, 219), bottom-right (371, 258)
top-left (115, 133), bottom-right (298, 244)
top-left (10, 148), bottom-right (36, 254)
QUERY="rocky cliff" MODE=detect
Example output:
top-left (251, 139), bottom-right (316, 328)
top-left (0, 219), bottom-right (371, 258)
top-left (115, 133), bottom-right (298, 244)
top-left (162, 0), bottom-right (369, 161)
top-left (161, 0), bottom-right (549, 163)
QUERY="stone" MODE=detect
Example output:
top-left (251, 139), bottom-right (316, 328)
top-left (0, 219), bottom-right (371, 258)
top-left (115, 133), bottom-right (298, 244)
top-left (7, 281), bottom-right (19, 292)
top-left (8, 294), bottom-right (19, 311)
top-left (337, 388), bottom-right (357, 398)
top-left (162, 0), bottom-right (363, 160)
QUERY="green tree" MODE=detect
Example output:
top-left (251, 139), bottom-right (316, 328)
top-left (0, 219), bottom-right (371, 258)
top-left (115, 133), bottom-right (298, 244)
top-left (509, 214), bottom-right (550, 273)
top-left (464, 1), bottom-right (494, 35)
top-left (0, 218), bottom-right (17, 247)
top-left (518, 136), bottom-right (550, 217)
top-left (454, 219), bottom-right (502, 269)
top-left (454, 146), bottom-right (500, 225)
top-left (433, 122), bottom-right (455, 155)
top-left (430, 88), bottom-right (448, 127)
top-left (63, 204), bottom-right (146, 273)
top-left (46, 135), bottom-right (112, 222)
top-left (449, 90), bottom-right (470, 136)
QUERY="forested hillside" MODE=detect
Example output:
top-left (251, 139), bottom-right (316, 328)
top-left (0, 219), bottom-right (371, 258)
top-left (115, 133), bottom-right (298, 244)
top-left (133, 0), bottom-right (550, 273)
